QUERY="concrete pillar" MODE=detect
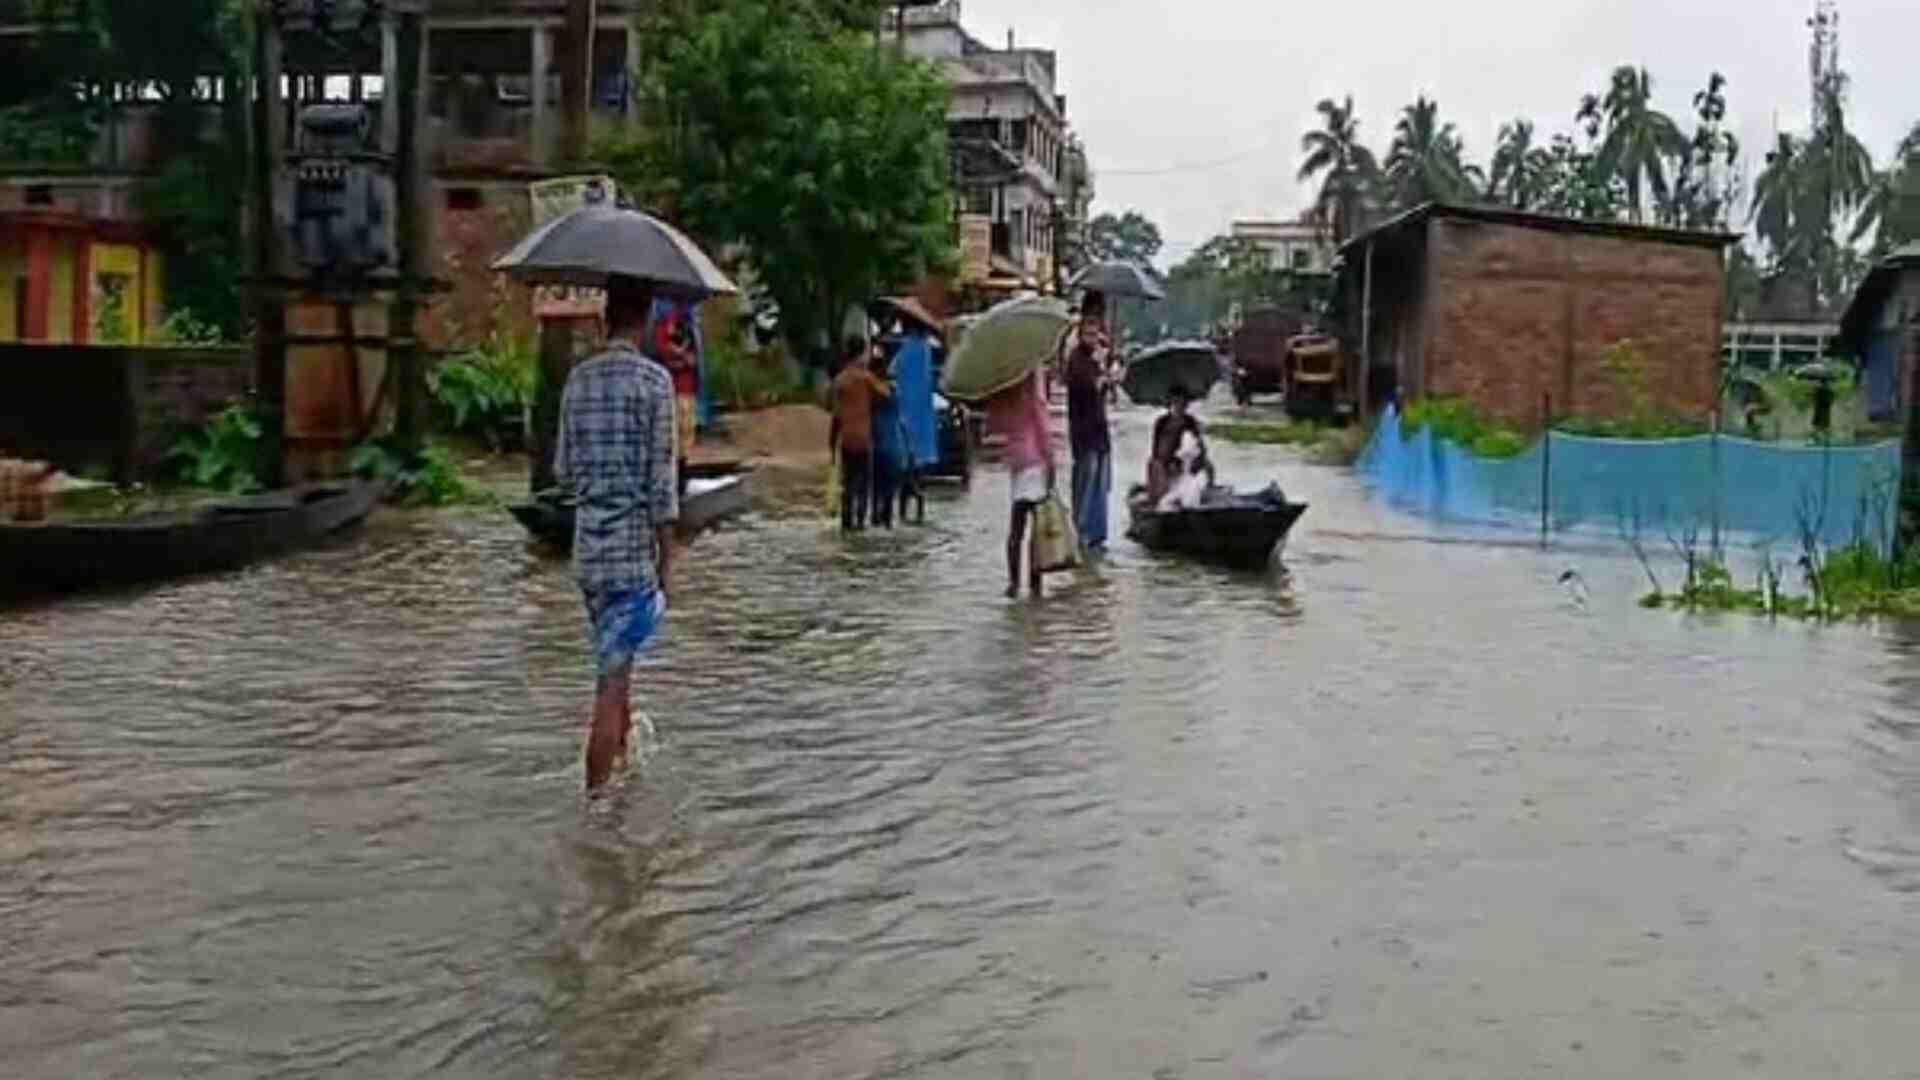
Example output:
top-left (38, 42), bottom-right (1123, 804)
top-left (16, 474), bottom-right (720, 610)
top-left (624, 20), bottom-right (640, 129)
top-left (71, 238), bottom-right (90, 344)
top-left (531, 25), bottom-right (552, 167)
top-left (23, 228), bottom-right (50, 342)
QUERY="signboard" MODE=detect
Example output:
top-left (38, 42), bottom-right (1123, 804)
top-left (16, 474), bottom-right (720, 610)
top-left (959, 214), bottom-right (991, 284)
top-left (528, 174), bottom-right (616, 318)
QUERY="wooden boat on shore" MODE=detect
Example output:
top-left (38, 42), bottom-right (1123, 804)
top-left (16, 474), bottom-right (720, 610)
top-left (1125, 483), bottom-right (1307, 570)
top-left (509, 466), bottom-right (754, 547)
top-left (1, 480), bottom-right (383, 601)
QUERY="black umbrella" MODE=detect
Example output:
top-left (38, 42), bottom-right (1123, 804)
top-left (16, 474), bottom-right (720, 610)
top-left (1067, 260), bottom-right (1166, 301)
top-left (1122, 341), bottom-right (1220, 406)
top-left (492, 205), bottom-right (738, 300)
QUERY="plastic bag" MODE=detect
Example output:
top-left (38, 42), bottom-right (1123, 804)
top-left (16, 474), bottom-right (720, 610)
top-left (1030, 488), bottom-right (1079, 573)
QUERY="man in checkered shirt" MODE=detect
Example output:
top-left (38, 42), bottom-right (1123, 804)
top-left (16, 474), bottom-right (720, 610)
top-left (552, 276), bottom-right (679, 792)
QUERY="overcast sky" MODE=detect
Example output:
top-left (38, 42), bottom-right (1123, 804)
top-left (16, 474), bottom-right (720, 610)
top-left (950, 0), bottom-right (1917, 265)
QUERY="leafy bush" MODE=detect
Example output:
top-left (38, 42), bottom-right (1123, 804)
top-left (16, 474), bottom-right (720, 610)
top-left (429, 339), bottom-right (535, 450)
top-left (1400, 396), bottom-right (1531, 459)
top-left (1211, 420), bottom-right (1321, 446)
top-left (1554, 414), bottom-right (1708, 440)
top-left (153, 308), bottom-right (232, 347)
top-left (168, 404), bottom-right (262, 493)
top-left (349, 439), bottom-right (493, 508)
top-left (704, 327), bottom-right (810, 410)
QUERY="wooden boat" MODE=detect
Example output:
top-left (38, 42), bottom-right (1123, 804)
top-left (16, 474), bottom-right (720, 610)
top-left (0, 480), bottom-right (383, 601)
top-left (1125, 483), bottom-right (1307, 570)
top-left (509, 468), bottom-right (754, 547)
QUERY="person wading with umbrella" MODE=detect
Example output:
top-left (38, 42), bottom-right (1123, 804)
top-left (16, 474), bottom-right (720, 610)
top-left (495, 201), bottom-right (737, 792)
top-left (1064, 291), bottom-right (1113, 552)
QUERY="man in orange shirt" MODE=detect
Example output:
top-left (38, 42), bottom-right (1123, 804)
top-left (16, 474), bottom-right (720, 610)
top-left (829, 337), bottom-right (892, 532)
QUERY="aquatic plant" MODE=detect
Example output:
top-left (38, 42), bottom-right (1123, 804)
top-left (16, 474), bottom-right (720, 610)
top-left (168, 404), bottom-right (263, 494)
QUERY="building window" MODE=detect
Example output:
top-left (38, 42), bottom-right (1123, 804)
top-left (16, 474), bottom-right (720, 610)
top-left (445, 187), bottom-right (484, 212)
top-left (1291, 248), bottom-right (1311, 271)
top-left (24, 185), bottom-right (52, 206)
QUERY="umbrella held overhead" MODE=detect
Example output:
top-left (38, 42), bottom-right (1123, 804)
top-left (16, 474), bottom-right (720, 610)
top-left (492, 204), bottom-right (738, 299)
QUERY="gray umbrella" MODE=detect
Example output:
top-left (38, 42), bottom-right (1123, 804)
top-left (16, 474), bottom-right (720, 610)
top-left (492, 205), bottom-right (738, 300)
top-left (1067, 260), bottom-right (1166, 301)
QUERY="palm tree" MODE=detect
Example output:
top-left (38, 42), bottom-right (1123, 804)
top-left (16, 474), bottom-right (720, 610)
top-left (1488, 119), bottom-right (1552, 210)
top-left (1854, 121), bottom-right (1920, 255)
top-left (1297, 95), bottom-right (1381, 244)
top-left (1752, 133), bottom-right (1810, 262)
top-left (1383, 96), bottom-right (1477, 209)
top-left (1594, 65), bottom-right (1687, 223)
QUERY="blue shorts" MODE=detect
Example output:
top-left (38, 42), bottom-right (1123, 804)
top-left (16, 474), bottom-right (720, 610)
top-left (582, 587), bottom-right (666, 676)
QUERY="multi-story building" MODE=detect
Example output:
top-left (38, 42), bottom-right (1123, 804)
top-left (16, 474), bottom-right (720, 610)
top-left (1229, 216), bottom-right (1336, 275)
top-left (897, 0), bottom-right (1091, 294)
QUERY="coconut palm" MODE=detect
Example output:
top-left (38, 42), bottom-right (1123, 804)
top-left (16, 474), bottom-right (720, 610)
top-left (1594, 65), bottom-right (1687, 223)
top-left (1853, 121), bottom-right (1920, 254)
top-left (1383, 96), bottom-right (1477, 209)
top-left (1297, 95), bottom-right (1381, 245)
top-left (1488, 119), bottom-right (1552, 210)
top-left (1752, 133), bottom-right (1812, 263)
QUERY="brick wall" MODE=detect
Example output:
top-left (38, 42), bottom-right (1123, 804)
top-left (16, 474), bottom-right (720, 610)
top-left (0, 344), bottom-right (250, 481)
top-left (1423, 217), bottom-right (1724, 429)
top-left (426, 183), bottom-right (538, 352)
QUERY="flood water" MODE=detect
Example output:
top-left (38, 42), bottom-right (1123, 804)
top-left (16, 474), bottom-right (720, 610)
top-left (4, 406), bottom-right (1918, 1078)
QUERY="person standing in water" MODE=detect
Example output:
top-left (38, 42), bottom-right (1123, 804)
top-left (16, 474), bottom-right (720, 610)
top-left (889, 316), bottom-right (940, 524)
top-left (650, 299), bottom-right (700, 494)
top-left (984, 368), bottom-right (1055, 598)
top-left (829, 337), bottom-right (892, 532)
top-left (553, 276), bottom-right (678, 793)
top-left (1064, 292), bottom-right (1113, 552)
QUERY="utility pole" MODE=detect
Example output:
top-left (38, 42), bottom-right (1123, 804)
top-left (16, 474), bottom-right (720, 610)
top-left (249, 0), bottom-right (286, 488)
top-left (560, 0), bottom-right (596, 166)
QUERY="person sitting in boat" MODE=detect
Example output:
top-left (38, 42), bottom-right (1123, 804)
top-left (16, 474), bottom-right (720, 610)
top-left (1146, 388), bottom-right (1213, 503)
top-left (1157, 443), bottom-right (1212, 512)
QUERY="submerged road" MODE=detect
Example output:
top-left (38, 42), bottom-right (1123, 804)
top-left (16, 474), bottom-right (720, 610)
top-left (4, 405), bottom-right (1917, 1078)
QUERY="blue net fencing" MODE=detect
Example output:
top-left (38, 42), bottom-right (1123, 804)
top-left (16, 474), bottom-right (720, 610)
top-left (1357, 405), bottom-right (1904, 552)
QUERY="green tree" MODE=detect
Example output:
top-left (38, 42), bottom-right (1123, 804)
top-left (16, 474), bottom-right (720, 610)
top-left (0, 1), bottom-right (250, 335)
top-left (608, 0), bottom-right (953, 361)
top-left (1085, 210), bottom-right (1164, 265)
top-left (1593, 65), bottom-right (1687, 223)
top-left (1296, 95), bottom-right (1381, 243)
top-left (1383, 96), bottom-right (1478, 210)
top-left (1852, 121), bottom-right (1920, 256)
top-left (1487, 118), bottom-right (1552, 210)
top-left (1661, 72), bottom-right (1740, 230)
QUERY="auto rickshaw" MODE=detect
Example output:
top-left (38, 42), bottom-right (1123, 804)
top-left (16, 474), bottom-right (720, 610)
top-left (1282, 333), bottom-right (1349, 422)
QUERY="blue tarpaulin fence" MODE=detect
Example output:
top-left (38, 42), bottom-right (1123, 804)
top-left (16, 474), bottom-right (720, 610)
top-left (1357, 405), bottom-right (1903, 551)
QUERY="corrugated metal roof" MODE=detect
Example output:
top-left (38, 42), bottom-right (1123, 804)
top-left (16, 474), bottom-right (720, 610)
top-left (1338, 202), bottom-right (1740, 254)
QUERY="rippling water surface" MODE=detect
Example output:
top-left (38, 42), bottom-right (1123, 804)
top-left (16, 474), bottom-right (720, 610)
top-left (4, 410), bottom-right (1918, 1078)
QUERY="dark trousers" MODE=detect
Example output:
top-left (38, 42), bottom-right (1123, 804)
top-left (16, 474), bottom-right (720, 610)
top-left (839, 449), bottom-right (872, 531)
top-left (872, 454), bottom-right (902, 528)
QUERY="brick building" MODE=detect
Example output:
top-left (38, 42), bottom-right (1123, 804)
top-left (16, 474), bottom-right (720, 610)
top-left (1339, 203), bottom-right (1736, 428)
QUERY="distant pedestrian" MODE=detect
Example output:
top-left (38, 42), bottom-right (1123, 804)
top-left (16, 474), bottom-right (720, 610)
top-left (870, 347), bottom-right (908, 529)
top-left (1065, 292), bottom-right (1113, 551)
top-left (553, 276), bottom-right (678, 793)
top-left (890, 321), bottom-right (939, 524)
top-left (651, 299), bottom-right (701, 494)
top-left (829, 336), bottom-right (892, 532)
top-left (984, 368), bottom-right (1054, 598)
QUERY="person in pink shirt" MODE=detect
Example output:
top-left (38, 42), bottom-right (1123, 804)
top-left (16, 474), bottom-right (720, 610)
top-left (983, 368), bottom-right (1055, 598)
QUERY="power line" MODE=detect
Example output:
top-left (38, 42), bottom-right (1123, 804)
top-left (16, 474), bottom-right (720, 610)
top-left (1096, 136), bottom-right (1285, 178)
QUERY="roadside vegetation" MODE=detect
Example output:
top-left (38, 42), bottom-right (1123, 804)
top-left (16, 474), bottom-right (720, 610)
top-left (1210, 418), bottom-right (1371, 465)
